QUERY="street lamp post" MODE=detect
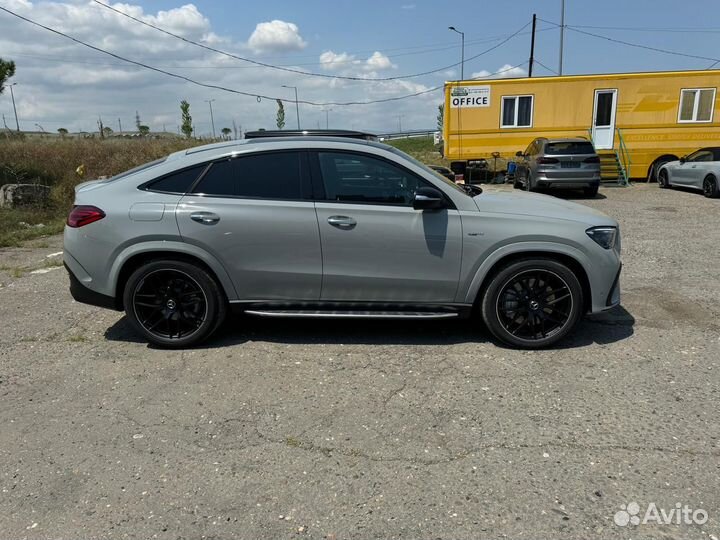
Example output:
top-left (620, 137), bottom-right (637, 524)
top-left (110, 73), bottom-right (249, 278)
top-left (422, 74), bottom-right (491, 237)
top-left (282, 85), bottom-right (300, 129)
top-left (9, 83), bottom-right (20, 132)
top-left (205, 99), bottom-right (216, 139)
top-left (448, 26), bottom-right (465, 80)
top-left (323, 108), bottom-right (332, 129)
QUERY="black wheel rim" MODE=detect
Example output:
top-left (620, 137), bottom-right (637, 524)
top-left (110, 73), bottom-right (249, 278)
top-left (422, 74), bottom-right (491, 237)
top-left (660, 172), bottom-right (666, 186)
top-left (496, 269), bottom-right (574, 342)
top-left (704, 178), bottom-right (712, 196)
top-left (132, 269), bottom-right (207, 340)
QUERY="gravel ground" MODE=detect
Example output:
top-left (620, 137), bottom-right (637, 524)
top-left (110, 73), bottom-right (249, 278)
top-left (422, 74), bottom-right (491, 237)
top-left (0, 182), bottom-right (718, 540)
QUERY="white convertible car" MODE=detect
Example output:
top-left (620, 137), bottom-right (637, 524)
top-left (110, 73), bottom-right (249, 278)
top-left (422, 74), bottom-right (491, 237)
top-left (658, 147), bottom-right (720, 198)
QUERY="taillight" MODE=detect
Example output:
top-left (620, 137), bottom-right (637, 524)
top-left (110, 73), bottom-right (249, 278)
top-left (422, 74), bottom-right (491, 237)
top-left (537, 157), bottom-right (559, 165)
top-left (67, 205), bottom-right (106, 228)
top-left (584, 156), bottom-right (600, 163)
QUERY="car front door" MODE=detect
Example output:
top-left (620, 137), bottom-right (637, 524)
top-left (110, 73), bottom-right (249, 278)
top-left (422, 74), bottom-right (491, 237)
top-left (176, 151), bottom-right (322, 301)
top-left (311, 150), bottom-right (463, 303)
top-left (685, 149), bottom-right (715, 189)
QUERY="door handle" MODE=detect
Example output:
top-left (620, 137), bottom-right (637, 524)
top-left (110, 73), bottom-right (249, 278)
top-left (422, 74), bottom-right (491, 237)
top-left (190, 211), bottom-right (220, 224)
top-left (327, 215), bottom-right (356, 229)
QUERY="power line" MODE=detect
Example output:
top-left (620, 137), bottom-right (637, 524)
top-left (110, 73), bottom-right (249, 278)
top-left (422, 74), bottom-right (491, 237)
top-left (533, 58), bottom-right (559, 75)
top-left (570, 24), bottom-right (720, 34)
top-left (90, 0), bottom-right (530, 82)
top-left (540, 18), bottom-right (720, 65)
top-left (0, 4), bottom-right (525, 107)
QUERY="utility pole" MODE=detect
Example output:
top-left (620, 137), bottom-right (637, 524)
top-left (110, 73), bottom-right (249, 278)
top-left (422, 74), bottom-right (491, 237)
top-left (97, 117), bottom-right (104, 139)
top-left (118, 117), bottom-right (122, 135)
top-left (323, 108), bottom-right (332, 129)
top-left (448, 26), bottom-right (465, 80)
top-left (232, 119), bottom-right (238, 140)
top-left (558, 0), bottom-right (565, 75)
top-left (397, 115), bottom-right (403, 132)
top-left (282, 85), bottom-right (300, 129)
top-left (528, 14), bottom-right (537, 77)
top-left (205, 99), bottom-right (216, 139)
top-left (9, 83), bottom-right (20, 132)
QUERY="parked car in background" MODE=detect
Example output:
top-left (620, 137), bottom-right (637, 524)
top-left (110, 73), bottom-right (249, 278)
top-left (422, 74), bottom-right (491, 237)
top-left (64, 133), bottom-right (621, 350)
top-left (657, 147), bottom-right (720, 198)
top-left (514, 137), bottom-right (601, 196)
top-left (428, 165), bottom-right (455, 182)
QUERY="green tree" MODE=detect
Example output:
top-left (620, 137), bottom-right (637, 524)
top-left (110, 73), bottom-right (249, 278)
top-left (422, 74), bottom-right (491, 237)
top-left (103, 126), bottom-right (113, 137)
top-left (180, 100), bottom-right (193, 138)
top-left (220, 127), bottom-right (232, 140)
top-left (436, 103), bottom-right (444, 132)
top-left (0, 58), bottom-right (16, 94)
top-left (276, 99), bottom-right (285, 130)
top-left (57, 127), bottom-right (68, 138)
top-left (138, 125), bottom-right (150, 136)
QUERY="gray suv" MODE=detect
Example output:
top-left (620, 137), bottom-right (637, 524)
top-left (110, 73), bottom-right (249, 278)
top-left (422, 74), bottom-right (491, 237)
top-left (514, 137), bottom-right (601, 196)
top-left (64, 135), bottom-right (621, 349)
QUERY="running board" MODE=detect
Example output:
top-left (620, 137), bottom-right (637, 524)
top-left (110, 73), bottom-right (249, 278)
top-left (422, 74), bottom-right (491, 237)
top-left (243, 309), bottom-right (459, 320)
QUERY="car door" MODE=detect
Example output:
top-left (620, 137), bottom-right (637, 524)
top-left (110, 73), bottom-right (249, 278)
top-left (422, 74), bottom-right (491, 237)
top-left (685, 149), bottom-right (715, 189)
top-left (311, 150), bottom-right (463, 303)
top-left (176, 151), bottom-right (322, 301)
top-left (517, 140), bottom-right (536, 183)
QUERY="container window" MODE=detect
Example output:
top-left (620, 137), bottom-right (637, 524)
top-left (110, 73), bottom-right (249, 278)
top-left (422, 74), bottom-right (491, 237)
top-left (501, 95), bottom-right (533, 128)
top-left (678, 88), bottom-right (716, 123)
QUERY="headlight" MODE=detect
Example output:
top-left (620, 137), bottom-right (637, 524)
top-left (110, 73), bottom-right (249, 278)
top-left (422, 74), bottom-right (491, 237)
top-left (586, 226), bottom-right (617, 249)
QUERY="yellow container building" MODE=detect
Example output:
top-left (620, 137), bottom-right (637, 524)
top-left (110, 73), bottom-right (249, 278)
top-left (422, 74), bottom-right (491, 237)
top-left (443, 69), bottom-right (720, 181)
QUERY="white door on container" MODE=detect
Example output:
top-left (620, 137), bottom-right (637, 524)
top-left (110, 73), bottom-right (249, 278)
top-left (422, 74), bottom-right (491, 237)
top-left (592, 89), bottom-right (617, 150)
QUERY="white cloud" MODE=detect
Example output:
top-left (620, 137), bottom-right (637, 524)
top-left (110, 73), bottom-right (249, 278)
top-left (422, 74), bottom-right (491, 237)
top-left (247, 20), bottom-right (307, 53)
top-left (471, 64), bottom-right (527, 79)
top-left (0, 1), bottom-right (440, 135)
top-left (366, 51), bottom-right (395, 71)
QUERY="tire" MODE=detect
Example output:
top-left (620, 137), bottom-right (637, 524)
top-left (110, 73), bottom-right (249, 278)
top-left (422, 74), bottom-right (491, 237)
top-left (658, 169), bottom-right (670, 189)
top-left (583, 184), bottom-right (599, 197)
top-left (649, 157), bottom-right (676, 183)
top-left (123, 259), bottom-right (226, 348)
top-left (513, 177), bottom-right (522, 189)
top-left (703, 175), bottom-right (719, 198)
top-left (481, 258), bottom-right (584, 349)
top-left (525, 173), bottom-right (537, 192)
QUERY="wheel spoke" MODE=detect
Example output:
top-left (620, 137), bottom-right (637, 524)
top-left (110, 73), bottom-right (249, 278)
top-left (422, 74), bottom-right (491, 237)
top-left (546, 293), bottom-right (571, 306)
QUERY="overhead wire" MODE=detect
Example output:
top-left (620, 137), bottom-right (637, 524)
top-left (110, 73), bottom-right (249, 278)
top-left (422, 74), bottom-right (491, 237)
top-left (0, 5), bottom-right (525, 107)
top-left (89, 0), bottom-right (530, 82)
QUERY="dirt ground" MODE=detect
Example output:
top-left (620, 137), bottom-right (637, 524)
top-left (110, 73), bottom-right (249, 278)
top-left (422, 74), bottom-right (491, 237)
top-left (0, 182), bottom-right (718, 539)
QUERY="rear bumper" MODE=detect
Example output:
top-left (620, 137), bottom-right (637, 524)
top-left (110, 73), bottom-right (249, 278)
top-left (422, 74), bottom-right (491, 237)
top-left (65, 262), bottom-right (119, 311)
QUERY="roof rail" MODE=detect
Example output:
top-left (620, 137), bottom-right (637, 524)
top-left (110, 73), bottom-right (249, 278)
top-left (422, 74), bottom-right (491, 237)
top-left (244, 129), bottom-right (378, 141)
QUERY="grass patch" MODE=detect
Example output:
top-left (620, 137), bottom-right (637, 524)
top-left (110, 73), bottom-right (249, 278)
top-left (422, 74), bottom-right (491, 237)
top-left (386, 137), bottom-right (448, 167)
top-left (0, 206), bottom-right (66, 247)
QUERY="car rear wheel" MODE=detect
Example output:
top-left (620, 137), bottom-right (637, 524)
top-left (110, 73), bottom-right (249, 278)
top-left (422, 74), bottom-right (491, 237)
top-left (123, 259), bottom-right (226, 348)
top-left (583, 184), bottom-right (599, 197)
top-left (658, 169), bottom-right (670, 189)
top-left (703, 175), bottom-right (719, 198)
top-left (481, 258), bottom-right (584, 349)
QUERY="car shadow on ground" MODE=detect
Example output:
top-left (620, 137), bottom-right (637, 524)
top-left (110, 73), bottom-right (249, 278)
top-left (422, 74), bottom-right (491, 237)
top-left (544, 189), bottom-right (608, 201)
top-left (104, 305), bottom-right (635, 350)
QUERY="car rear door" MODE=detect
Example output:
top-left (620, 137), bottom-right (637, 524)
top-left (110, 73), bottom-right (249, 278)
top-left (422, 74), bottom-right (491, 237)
top-left (176, 151), bottom-right (322, 301)
top-left (310, 150), bottom-right (463, 303)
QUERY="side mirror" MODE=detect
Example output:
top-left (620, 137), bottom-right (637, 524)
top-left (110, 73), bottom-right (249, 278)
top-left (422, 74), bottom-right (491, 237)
top-left (413, 187), bottom-right (446, 210)
top-left (515, 151), bottom-right (524, 157)
top-left (679, 156), bottom-right (687, 164)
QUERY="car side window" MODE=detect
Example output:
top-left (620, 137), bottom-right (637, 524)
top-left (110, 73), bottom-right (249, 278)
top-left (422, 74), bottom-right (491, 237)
top-left (145, 164), bottom-right (207, 194)
top-left (317, 152), bottom-right (427, 205)
top-left (192, 152), bottom-right (303, 199)
top-left (688, 150), bottom-right (713, 163)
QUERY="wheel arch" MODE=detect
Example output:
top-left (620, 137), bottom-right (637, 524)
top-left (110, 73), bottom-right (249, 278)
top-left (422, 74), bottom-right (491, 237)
top-left (648, 154), bottom-right (679, 181)
top-left (467, 249), bottom-right (592, 314)
top-left (111, 243), bottom-right (238, 310)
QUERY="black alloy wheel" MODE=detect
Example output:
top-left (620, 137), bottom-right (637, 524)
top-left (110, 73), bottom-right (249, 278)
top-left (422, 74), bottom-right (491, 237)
top-left (123, 260), bottom-right (226, 347)
top-left (481, 258), bottom-right (583, 348)
top-left (703, 176), bottom-right (719, 198)
top-left (658, 169), bottom-right (669, 189)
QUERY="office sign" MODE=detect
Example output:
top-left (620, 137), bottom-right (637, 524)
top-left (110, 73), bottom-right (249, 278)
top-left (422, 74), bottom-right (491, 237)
top-left (450, 86), bottom-right (491, 108)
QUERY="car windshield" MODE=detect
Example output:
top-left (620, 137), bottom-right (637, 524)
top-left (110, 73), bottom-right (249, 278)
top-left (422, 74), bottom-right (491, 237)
top-left (544, 141), bottom-right (595, 155)
top-left (386, 146), bottom-right (468, 195)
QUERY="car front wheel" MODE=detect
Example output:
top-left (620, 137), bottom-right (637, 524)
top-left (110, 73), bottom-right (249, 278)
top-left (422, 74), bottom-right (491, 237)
top-left (481, 258), bottom-right (584, 348)
top-left (703, 175), bottom-right (719, 198)
top-left (123, 259), bottom-right (226, 348)
top-left (658, 169), bottom-right (670, 189)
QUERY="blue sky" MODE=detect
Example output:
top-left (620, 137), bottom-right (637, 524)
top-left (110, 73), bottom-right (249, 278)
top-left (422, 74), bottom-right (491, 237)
top-left (1, 0), bottom-right (719, 134)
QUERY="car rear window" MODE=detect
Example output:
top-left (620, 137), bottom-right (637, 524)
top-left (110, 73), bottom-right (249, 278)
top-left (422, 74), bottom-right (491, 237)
top-left (192, 152), bottom-right (303, 199)
top-left (544, 142), bottom-right (595, 155)
top-left (145, 164), bottom-right (207, 194)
